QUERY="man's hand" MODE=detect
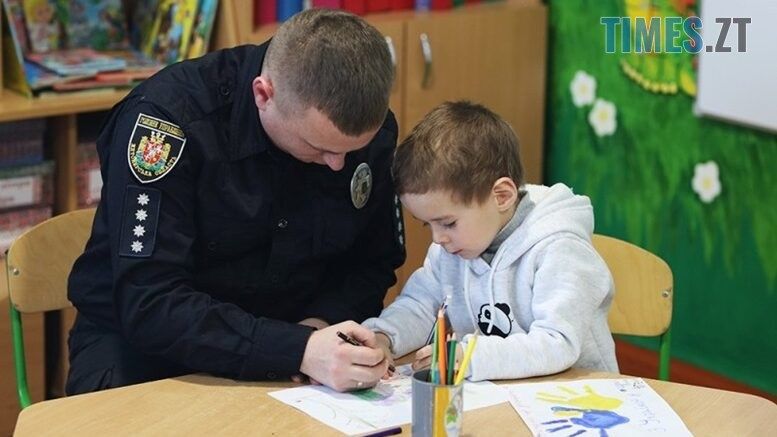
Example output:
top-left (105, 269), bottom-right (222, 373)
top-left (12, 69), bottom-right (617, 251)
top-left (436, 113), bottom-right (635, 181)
top-left (292, 318), bottom-right (331, 383)
top-left (375, 332), bottom-right (396, 379)
top-left (300, 321), bottom-right (388, 392)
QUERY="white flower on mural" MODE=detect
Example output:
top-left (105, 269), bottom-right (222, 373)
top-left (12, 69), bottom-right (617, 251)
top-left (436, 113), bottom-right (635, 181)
top-left (692, 161), bottom-right (722, 203)
top-left (588, 99), bottom-right (617, 136)
top-left (570, 71), bottom-right (597, 107)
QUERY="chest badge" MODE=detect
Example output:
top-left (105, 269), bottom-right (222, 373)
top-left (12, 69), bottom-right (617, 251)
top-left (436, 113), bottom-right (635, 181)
top-left (350, 162), bottom-right (372, 209)
top-left (127, 113), bottom-right (186, 184)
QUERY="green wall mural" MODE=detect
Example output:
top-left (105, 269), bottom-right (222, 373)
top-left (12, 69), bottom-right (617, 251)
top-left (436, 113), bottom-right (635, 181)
top-left (545, 0), bottom-right (777, 394)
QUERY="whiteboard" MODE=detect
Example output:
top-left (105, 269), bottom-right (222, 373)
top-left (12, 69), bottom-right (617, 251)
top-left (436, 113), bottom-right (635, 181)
top-left (695, 0), bottom-right (777, 133)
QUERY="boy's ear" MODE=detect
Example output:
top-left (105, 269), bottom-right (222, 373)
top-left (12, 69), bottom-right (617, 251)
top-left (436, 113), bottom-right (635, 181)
top-left (252, 75), bottom-right (274, 111)
top-left (492, 177), bottom-right (518, 212)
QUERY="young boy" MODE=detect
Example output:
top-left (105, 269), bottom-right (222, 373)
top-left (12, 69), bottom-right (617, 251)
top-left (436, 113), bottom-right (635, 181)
top-left (363, 101), bottom-right (618, 381)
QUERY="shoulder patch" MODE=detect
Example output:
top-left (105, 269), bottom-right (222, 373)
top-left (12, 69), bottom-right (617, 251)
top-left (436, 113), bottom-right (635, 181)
top-left (127, 113), bottom-right (186, 184)
top-left (119, 186), bottom-right (161, 258)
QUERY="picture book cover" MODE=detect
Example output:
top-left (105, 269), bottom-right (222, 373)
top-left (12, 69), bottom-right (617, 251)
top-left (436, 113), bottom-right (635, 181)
top-left (23, 59), bottom-right (67, 90)
top-left (27, 48), bottom-right (126, 76)
top-left (60, 0), bottom-right (129, 50)
top-left (102, 49), bottom-right (163, 73)
top-left (129, 0), bottom-right (158, 48)
top-left (52, 75), bottom-right (130, 91)
top-left (143, 0), bottom-right (198, 65)
top-left (3, 0), bottom-right (30, 54)
top-left (2, 0), bottom-right (32, 95)
top-left (22, 0), bottom-right (60, 53)
top-left (186, 0), bottom-right (217, 59)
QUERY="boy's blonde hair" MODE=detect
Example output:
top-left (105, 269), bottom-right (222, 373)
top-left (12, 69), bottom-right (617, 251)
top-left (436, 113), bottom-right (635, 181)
top-left (393, 101), bottom-right (524, 204)
top-left (264, 9), bottom-right (393, 135)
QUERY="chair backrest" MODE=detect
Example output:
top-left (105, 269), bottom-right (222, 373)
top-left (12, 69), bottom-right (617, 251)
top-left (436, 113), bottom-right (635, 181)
top-left (6, 208), bottom-right (96, 314)
top-left (592, 234), bottom-right (673, 337)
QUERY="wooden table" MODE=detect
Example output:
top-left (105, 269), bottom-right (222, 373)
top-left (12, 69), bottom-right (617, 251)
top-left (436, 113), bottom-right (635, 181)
top-left (14, 369), bottom-right (777, 436)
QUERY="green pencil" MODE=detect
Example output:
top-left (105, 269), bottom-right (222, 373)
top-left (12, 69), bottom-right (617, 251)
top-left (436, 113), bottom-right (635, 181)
top-left (447, 334), bottom-right (457, 385)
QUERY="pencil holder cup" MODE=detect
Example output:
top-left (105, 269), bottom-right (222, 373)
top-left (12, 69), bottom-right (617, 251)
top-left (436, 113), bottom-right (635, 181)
top-left (411, 369), bottom-right (464, 437)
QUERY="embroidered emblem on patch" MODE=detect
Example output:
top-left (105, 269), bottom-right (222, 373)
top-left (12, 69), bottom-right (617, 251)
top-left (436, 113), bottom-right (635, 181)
top-left (127, 113), bottom-right (186, 183)
top-left (119, 186), bottom-right (161, 257)
top-left (350, 162), bottom-right (372, 209)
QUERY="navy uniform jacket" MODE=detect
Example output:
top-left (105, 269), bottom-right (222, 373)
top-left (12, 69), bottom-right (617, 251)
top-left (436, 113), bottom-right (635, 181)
top-left (68, 42), bottom-right (406, 382)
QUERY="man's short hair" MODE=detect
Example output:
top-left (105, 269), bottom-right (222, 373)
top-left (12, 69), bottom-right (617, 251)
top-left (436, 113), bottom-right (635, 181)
top-left (393, 101), bottom-right (524, 204)
top-left (264, 9), bottom-right (394, 135)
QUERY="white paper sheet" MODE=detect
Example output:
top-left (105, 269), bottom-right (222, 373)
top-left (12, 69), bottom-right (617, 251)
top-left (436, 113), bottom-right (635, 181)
top-left (504, 378), bottom-right (692, 437)
top-left (268, 364), bottom-right (508, 435)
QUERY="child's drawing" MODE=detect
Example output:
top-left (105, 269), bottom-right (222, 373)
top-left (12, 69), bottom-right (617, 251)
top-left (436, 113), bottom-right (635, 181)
top-left (505, 379), bottom-right (692, 436)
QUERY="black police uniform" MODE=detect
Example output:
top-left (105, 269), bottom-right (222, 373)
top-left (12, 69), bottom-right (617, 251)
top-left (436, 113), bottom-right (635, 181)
top-left (66, 43), bottom-right (406, 394)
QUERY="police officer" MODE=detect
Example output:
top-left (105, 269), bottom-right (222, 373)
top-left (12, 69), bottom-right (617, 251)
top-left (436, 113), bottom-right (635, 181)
top-left (66, 9), bottom-right (405, 394)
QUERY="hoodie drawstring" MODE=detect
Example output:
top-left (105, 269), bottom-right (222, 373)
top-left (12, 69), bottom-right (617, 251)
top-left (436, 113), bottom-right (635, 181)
top-left (463, 262), bottom-right (479, 332)
top-left (463, 253), bottom-right (502, 336)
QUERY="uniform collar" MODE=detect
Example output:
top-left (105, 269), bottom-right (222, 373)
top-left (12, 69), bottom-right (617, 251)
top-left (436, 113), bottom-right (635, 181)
top-left (229, 42), bottom-right (272, 161)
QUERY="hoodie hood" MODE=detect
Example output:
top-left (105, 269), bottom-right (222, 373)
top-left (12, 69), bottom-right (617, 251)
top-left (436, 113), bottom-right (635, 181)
top-left (464, 182), bottom-right (594, 335)
top-left (497, 182), bottom-right (594, 266)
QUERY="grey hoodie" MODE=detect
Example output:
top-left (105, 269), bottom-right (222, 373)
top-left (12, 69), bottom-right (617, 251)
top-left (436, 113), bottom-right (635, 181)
top-left (363, 183), bottom-right (618, 381)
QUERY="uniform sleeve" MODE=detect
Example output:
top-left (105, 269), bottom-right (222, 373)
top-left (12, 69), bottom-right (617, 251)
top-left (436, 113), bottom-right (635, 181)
top-left (362, 244), bottom-right (446, 357)
top-left (103, 98), bottom-right (313, 381)
top-left (466, 238), bottom-right (613, 381)
top-left (302, 121), bottom-right (406, 324)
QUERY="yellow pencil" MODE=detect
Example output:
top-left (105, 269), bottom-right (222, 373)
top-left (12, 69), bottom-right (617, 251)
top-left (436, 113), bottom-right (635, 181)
top-left (454, 334), bottom-right (477, 385)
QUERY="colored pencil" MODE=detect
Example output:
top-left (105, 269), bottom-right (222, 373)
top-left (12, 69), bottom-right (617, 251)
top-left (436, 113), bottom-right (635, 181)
top-left (447, 334), bottom-right (457, 384)
top-left (454, 334), bottom-right (477, 385)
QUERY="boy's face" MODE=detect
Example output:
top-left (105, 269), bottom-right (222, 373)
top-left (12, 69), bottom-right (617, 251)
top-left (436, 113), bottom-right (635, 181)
top-left (401, 189), bottom-right (510, 260)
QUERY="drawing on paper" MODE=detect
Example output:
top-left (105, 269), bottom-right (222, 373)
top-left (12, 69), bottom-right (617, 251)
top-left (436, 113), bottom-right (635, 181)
top-left (505, 379), bottom-right (692, 436)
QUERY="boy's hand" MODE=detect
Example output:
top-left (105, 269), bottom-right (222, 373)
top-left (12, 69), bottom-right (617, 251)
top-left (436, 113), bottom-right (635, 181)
top-left (412, 342), bottom-right (464, 372)
top-left (412, 345), bottom-right (433, 371)
top-left (375, 332), bottom-right (396, 379)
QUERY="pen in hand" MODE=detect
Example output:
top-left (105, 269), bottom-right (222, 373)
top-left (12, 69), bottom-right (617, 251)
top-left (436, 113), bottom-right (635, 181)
top-left (337, 331), bottom-right (396, 373)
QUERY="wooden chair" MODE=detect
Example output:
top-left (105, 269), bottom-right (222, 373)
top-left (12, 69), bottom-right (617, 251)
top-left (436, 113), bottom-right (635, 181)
top-left (592, 234), bottom-right (673, 380)
top-left (5, 208), bottom-right (95, 408)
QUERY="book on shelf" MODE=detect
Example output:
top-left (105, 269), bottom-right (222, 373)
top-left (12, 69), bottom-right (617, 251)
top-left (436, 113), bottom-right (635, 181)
top-left (142, 0), bottom-right (199, 64)
top-left (187, 0), bottom-right (218, 59)
top-left (60, 0), bottom-right (130, 50)
top-left (27, 48), bottom-right (127, 76)
top-left (21, 0), bottom-right (60, 53)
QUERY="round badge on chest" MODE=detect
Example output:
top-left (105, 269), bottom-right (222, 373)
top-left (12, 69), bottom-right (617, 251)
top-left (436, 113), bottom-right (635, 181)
top-left (350, 162), bottom-right (372, 209)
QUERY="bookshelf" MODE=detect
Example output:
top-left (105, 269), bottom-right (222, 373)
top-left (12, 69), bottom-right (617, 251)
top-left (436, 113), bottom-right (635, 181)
top-left (0, 89), bottom-right (130, 122)
top-left (0, 2), bottom-right (242, 434)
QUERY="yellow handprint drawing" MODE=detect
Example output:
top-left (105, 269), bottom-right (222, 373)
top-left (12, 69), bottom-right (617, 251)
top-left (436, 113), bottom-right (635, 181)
top-left (536, 385), bottom-right (623, 411)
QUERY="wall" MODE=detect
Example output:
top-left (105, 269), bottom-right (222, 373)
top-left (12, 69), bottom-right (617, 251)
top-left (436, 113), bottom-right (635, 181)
top-left (545, 0), bottom-right (776, 394)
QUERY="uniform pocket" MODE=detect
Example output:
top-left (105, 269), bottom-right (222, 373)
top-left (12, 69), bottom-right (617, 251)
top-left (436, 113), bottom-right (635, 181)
top-left (198, 215), bottom-right (267, 259)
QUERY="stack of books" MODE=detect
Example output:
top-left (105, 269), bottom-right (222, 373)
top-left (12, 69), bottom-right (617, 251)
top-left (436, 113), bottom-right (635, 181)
top-left (0, 119), bottom-right (53, 255)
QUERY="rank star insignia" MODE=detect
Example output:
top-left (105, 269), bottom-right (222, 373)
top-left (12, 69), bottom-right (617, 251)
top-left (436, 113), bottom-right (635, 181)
top-left (350, 162), bottom-right (372, 209)
top-left (128, 113), bottom-right (186, 183)
top-left (120, 186), bottom-right (161, 258)
top-left (131, 241), bottom-right (144, 253)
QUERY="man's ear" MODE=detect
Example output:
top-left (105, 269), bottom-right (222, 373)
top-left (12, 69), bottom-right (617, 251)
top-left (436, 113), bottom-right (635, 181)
top-left (492, 177), bottom-right (518, 212)
top-left (252, 76), bottom-right (273, 111)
